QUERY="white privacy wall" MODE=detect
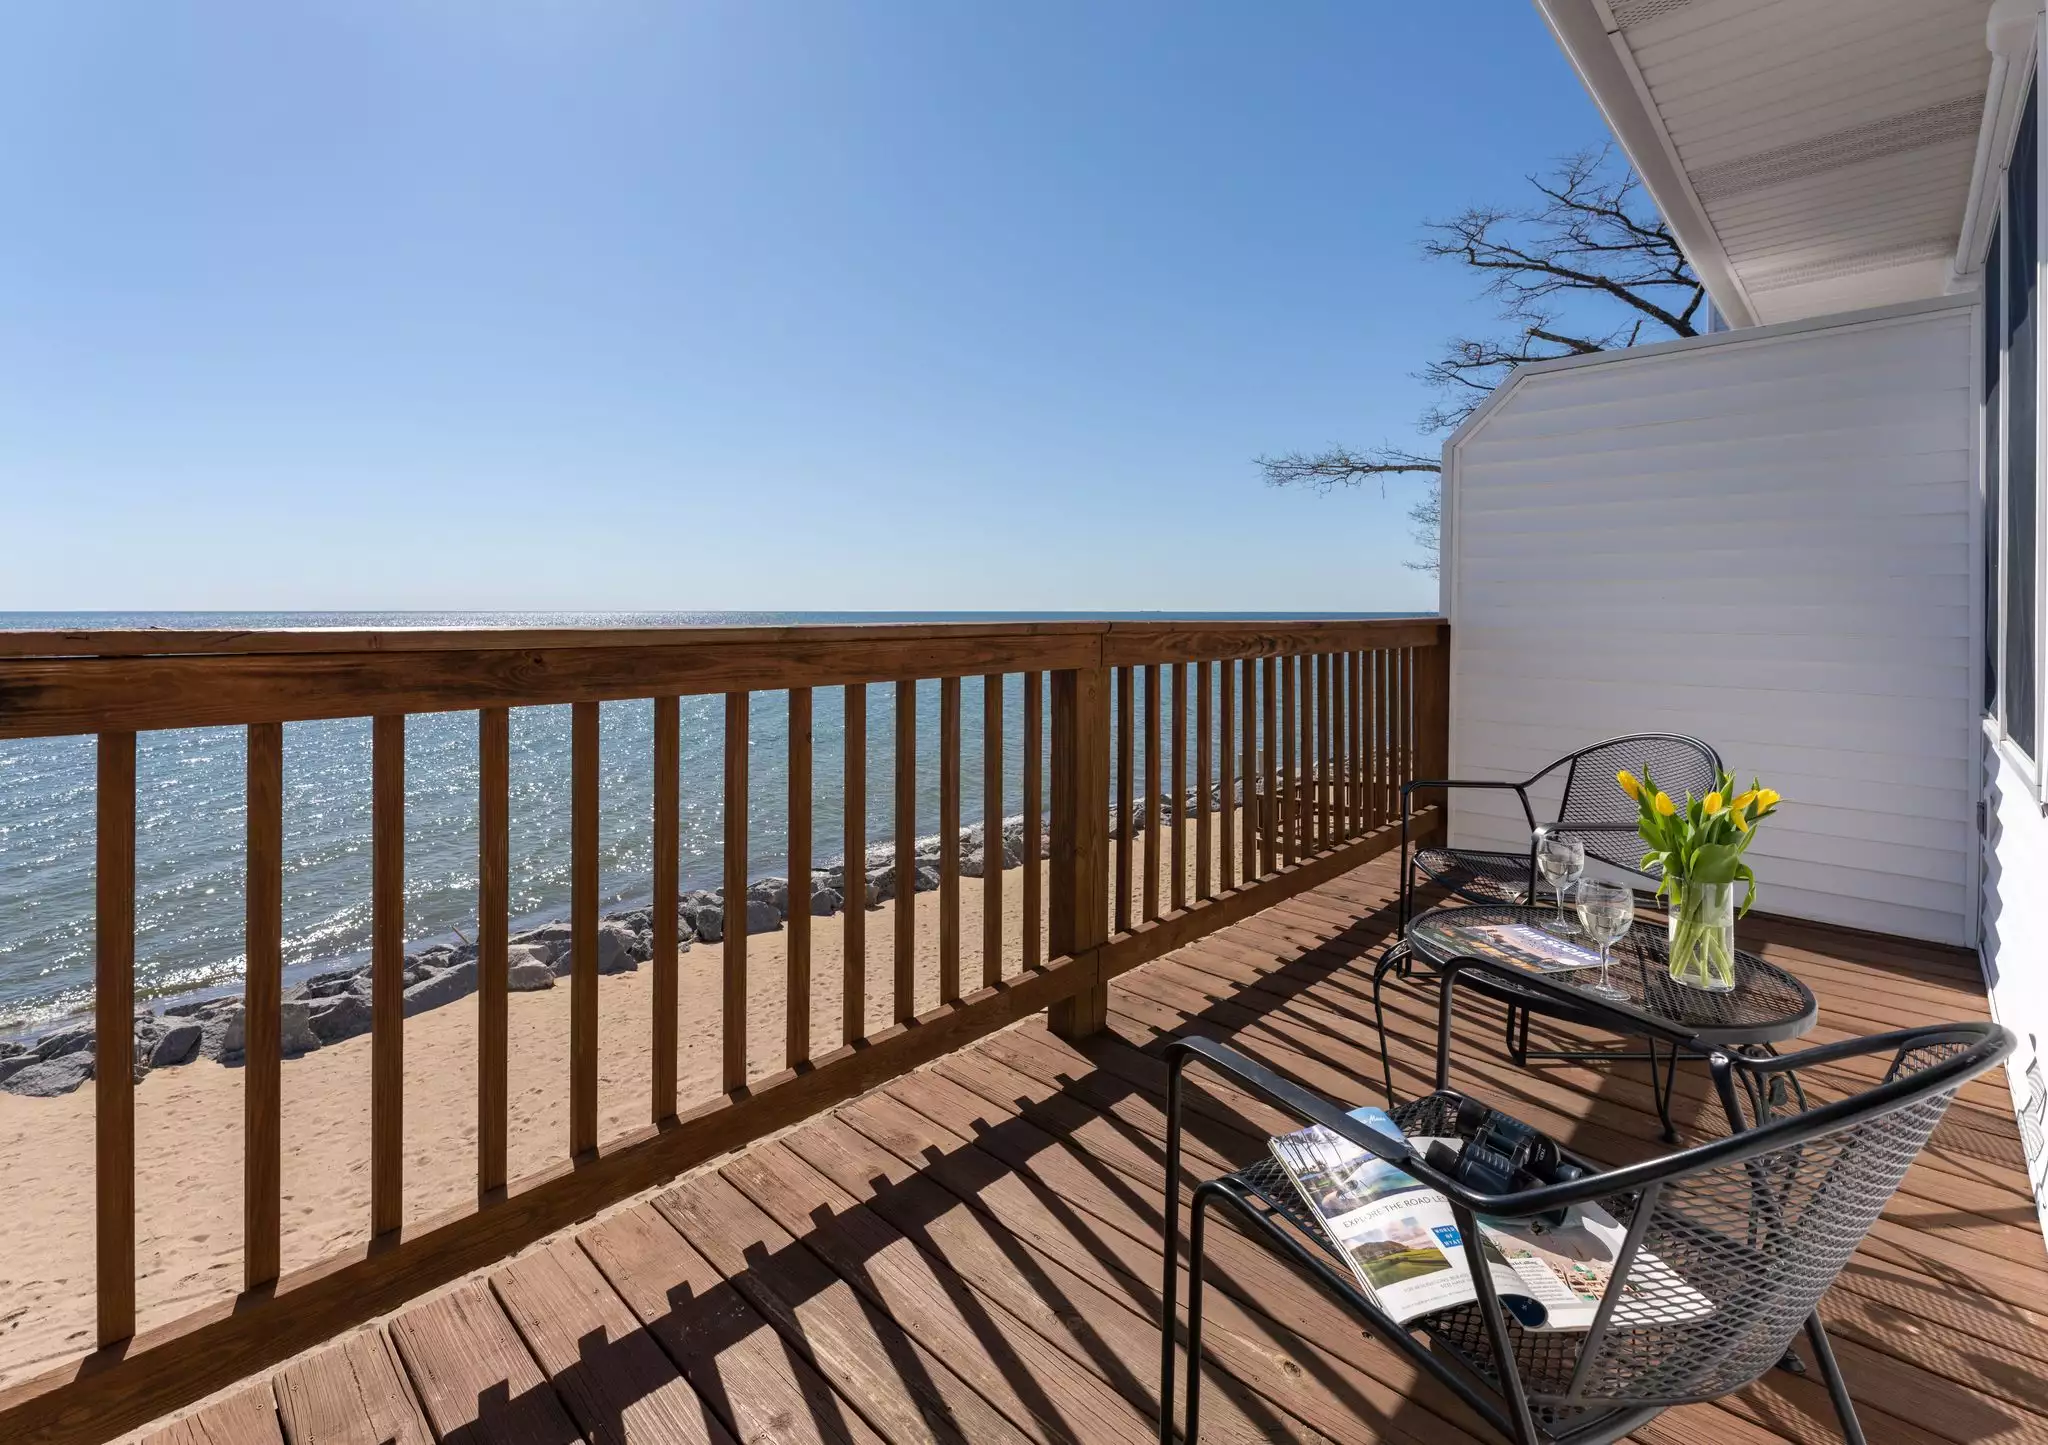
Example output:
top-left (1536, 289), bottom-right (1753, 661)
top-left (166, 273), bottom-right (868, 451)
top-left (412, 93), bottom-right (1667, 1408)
top-left (1443, 297), bottom-right (1977, 947)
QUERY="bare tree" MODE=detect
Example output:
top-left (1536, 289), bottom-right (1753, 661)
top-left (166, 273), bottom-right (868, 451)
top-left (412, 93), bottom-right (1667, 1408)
top-left (1261, 147), bottom-right (1703, 571)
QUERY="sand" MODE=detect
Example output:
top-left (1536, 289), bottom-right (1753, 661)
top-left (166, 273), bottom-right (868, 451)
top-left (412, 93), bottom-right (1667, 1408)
top-left (0, 832), bottom-right (1225, 1392)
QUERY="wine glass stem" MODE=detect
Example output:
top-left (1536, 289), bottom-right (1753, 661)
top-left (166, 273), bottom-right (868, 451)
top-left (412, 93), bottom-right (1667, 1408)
top-left (1598, 944), bottom-right (1611, 992)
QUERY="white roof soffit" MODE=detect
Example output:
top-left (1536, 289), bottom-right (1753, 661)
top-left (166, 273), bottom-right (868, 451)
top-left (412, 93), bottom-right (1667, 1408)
top-left (1534, 0), bottom-right (1999, 328)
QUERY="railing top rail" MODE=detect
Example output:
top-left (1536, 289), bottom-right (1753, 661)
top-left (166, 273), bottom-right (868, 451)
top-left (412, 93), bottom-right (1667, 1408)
top-left (0, 615), bottom-right (1440, 661)
top-left (0, 616), bottom-right (1448, 740)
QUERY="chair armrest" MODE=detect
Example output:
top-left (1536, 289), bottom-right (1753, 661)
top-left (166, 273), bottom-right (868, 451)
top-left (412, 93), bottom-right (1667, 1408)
top-left (1401, 777), bottom-right (1523, 797)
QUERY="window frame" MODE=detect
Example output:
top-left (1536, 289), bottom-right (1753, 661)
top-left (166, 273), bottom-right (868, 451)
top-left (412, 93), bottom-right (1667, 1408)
top-left (1981, 54), bottom-right (2047, 799)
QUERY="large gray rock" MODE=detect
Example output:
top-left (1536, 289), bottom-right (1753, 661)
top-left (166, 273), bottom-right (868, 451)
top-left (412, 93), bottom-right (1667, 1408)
top-left (514, 920), bottom-right (573, 946)
top-left (0, 1055), bottom-right (32, 1084)
top-left (748, 878), bottom-right (790, 918)
top-left (279, 1000), bottom-right (321, 1056)
top-left (508, 959), bottom-right (555, 991)
top-left (34, 1026), bottom-right (95, 1061)
top-left (744, 899), bottom-right (781, 935)
top-left (866, 866), bottom-right (896, 905)
top-left (810, 886), bottom-right (843, 917)
top-left (1, 1053), bottom-right (93, 1097)
top-left (597, 922), bottom-right (640, 975)
top-left (0, 1040), bottom-right (24, 1061)
top-left (506, 943), bottom-right (552, 973)
top-left (691, 906), bottom-right (724, 944)
top-left (150, 1021), bottom-right (203, 1068)
top-left (302, 967), bottom-right (363, 999)
top-left (402, 959), bottom-right (478, 1017)
top-left (201, 1007), bottom-right (246, 1062)
top-left (960, 848), bottom-right (985, 879)
top-left (911, 864), bottom-right (940, 895)
top-left (306, 993), bottom-right (372, 1044)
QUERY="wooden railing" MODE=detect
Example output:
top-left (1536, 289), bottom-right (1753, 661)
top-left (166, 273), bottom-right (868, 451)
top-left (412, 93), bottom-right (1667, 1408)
top-left (0, 616), bottom-right (1447, 1444)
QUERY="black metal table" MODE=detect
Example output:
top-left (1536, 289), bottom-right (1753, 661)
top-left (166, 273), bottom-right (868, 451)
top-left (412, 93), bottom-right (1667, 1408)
top-left (1373, 903), bottom-right (1818, 1140)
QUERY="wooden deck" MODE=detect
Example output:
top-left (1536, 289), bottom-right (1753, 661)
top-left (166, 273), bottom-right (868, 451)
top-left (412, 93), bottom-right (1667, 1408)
top-left (133, 853), bottom-right (2048, 1445)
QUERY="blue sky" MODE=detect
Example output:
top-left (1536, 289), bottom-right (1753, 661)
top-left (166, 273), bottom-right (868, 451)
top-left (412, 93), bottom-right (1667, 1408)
top-left (0, 3), bottom-right (1607, 613)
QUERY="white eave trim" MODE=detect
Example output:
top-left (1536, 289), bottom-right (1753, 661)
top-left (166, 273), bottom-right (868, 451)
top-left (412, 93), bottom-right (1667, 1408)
top-left (1954, 0), bottom-right (2039, 282)
top-left (1533, 0), bottom-right (1760, 329)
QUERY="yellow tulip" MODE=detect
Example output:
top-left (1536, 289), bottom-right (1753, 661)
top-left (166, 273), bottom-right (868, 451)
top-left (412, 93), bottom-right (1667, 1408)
top-left (1733, 811), bottom-right (1750, 833)
top-left (1733, 790), bottom-right (1758, 811)
top-left (1756, 788), bottom-right (1781, 811)
top-left (1653, 791), bottom-right (1676, 817)
top-left (1617, 769), bottom-right (1642, 801)
top-left (1703, 791), bottom-right (1724, 815)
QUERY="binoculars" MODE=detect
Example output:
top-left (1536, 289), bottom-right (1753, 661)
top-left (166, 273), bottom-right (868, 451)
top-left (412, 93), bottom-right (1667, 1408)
top-left (1421, 1093), bottom-right (1588, 1228)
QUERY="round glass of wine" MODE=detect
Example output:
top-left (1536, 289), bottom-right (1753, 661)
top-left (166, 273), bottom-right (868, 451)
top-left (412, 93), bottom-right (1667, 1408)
top-left (1535, 831), bottom-right (1586, 937)
top-left (1573, 879), bottom-right (1635, 1002)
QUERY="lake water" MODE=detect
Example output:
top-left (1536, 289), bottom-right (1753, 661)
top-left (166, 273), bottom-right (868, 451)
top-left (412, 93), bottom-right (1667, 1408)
top-left (0, 610), bottom-right (1409, 1034)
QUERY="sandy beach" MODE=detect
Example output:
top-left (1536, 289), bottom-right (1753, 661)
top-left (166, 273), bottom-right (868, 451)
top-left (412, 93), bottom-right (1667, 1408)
top-left (0, 825), bottom-right (1232, 1392)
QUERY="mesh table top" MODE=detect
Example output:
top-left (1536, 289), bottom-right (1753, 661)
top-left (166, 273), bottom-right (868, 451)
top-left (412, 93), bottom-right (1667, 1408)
top-left (1405, 904), bottom-right (1817, 1048)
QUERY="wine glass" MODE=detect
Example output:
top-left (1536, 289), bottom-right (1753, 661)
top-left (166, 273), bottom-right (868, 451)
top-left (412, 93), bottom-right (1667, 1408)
top-left (1575, 879), bottom-right (1635, 1001)
top-left (1535, 831), bottom-right (1586, 936)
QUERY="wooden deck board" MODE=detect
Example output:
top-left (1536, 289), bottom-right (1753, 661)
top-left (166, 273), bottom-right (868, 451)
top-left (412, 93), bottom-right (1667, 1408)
top-left (138, 852), bottom-right (2048, 1445)
top-left (273, 1328), bottom-right (431, 1445)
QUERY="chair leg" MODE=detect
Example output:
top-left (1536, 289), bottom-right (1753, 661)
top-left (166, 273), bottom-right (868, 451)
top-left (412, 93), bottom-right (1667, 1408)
top-left (1371, 944), bottom-right (1407, 1106)
top-left (1181, 1187), bottom-right (1217, 1445)
top-left (1650, 1038), bottom-right (1681, 1144)
top-left (1805, 1313), bottom-right (1867, 1445)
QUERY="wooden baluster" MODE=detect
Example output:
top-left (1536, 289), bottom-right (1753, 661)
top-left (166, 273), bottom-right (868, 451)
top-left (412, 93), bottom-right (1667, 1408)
top-left (1320, 651), bottom-right (1334, 846)
top-left (1307, 653), bottom-right (1321, 850)
top-left (1115, 666), bottom-right (1133, 934)
top-left (1143, 664), bottom-right (1161, 921)
top-left (371, 715), bottom-right (405, 1235)
top-left (1023, 671), bottom-right (1043, 971)
top-left (1343, 654), bottom-right (1359, 835)
top-left (479, 708), bottom-right (510, 1183)
top-left (939, 676), bottom-right (961, 1004)
top-left (96, 731), bottom-right (136, 1346)
top-left (1280, 655), bottom-right (1296, 866)
top-left (786, 687), bottom-right (813, 1067)
top-left (1048, 664), bottom-right (1109, 1039)
top-left (650, 699), bottom-right (678, 1122)
top-left (894, 680), bottom-right (917, 1024)
top-left (722, 692), bottom-right (749, 1092)
top-left (1371, 650), bottom-right (1387, 831)
top-left (245, 722), bottom-right (283, 1289)
top-left (842, 685), bottom-right (867, 1044)
top-left (1398, 648), bottom-right (1413, 795)
top-left (1195, 661), bottom-right (1212, 901)
top-left (1171, 663), bottom-right (1188, 911)
top-left (1260, 656), bottom-right (1278, 876)
top-left (1332, 651), bottom-right (1348, 838)
top-left (571, 702), bottom-right (600, 1156)
top-left (1219, 658), bottom-right (1235, 892)
top-left (982, 673), bottom-right (1004, 988)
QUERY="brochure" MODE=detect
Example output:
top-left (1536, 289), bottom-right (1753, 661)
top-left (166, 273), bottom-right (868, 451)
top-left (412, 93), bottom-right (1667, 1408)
top-left (1267, 1106), bottom-right (1711, 1330)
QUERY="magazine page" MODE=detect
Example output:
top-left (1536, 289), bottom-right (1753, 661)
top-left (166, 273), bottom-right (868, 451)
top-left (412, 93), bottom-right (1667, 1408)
top-left (1451, 920), bottom-right (1607, 974)
top-left (1479, 1207), bottom-right (1714, 1329)
top-left (1268, 1108), bottom-right (1541, 1328)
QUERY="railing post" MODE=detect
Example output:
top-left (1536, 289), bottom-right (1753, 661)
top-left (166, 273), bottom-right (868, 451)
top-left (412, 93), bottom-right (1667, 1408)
top-left (1048, 659), bottom-right (1110, 1039)
top-left (1413, 624), bottom-right (1451, 844)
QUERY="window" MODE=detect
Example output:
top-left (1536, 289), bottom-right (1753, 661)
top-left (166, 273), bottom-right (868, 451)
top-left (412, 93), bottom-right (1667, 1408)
top-left (1987, 218), bottom-right (2002, 715)
top-left (2006, 81), bottom-right (2038, 760)
top-left (1987, 78), bottom-right (2041, 766)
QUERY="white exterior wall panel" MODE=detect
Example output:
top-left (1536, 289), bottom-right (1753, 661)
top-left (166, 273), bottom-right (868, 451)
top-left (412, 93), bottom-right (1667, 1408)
top-left (1445, 299), bottom-right (1977, 947)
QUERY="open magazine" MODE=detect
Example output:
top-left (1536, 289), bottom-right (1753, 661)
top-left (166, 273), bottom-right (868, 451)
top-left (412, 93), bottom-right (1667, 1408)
top-left (1442, 918), bottom-right (1609, 974)
top-left (1268, 1106), bottom-right (1711, 1330)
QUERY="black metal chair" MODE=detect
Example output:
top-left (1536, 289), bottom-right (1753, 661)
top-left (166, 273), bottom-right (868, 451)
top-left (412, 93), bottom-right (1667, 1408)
top-left (1398, 732), bottom-right (1723, 929)
top-left (1158, 1017), bottom-right (2013, 1445)
top-left (1379, 734), bottom-right (1724, 1130)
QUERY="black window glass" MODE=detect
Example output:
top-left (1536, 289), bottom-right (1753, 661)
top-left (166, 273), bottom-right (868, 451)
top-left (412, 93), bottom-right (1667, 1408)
top-left (2005, 80), bottom-right (2038, 759)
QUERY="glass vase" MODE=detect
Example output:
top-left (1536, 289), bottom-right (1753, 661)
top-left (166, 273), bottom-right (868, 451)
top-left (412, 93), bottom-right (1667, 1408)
top-left (1666, 880), bottom-right (1737, 991)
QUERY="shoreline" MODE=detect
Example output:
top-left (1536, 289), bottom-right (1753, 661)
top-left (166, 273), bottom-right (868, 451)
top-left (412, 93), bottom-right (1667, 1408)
top-left (0, 789), bottom-right (1229, 1094)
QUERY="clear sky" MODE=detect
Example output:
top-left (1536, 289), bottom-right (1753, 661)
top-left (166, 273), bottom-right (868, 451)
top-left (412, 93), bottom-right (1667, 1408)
top-left (0, 2), bottom-right (1608, 614)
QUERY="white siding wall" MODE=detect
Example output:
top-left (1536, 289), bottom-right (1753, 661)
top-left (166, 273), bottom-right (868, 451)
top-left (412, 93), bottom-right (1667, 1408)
top-left (1445, 298), bottom-right (1977, 946)
top-left (1985, 741), bottom-right (2048, 1230)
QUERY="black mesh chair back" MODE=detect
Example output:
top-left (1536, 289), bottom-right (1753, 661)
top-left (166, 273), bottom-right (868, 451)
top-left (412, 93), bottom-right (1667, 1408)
top-left (1161, 1020), bottom-right (2015, 1445)
top-left (1551, 734), bottom-right (1721, 873)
